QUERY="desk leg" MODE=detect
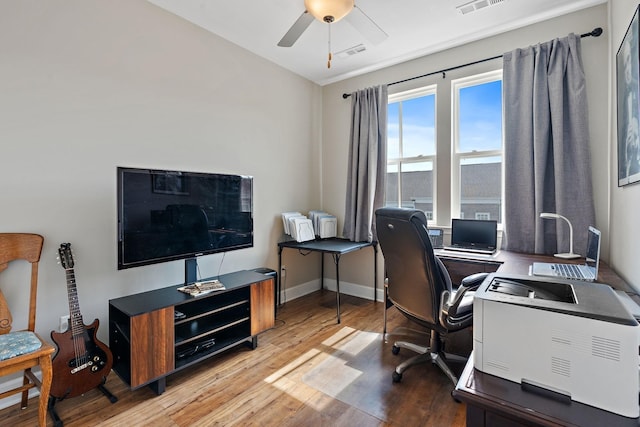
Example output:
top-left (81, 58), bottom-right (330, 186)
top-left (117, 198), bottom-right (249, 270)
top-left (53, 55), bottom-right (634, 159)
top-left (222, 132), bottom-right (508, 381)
top-left (277, 246), bottom-right (283, 307)
top-left (333, 253), bottom-right (341, 324)
top-left (320, 253), bottom-right (325, 291)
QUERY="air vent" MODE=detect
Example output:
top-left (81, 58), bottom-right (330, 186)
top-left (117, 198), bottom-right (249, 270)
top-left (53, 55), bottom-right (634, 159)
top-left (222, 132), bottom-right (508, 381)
top-left (551, 357), bottom-right (571, 377)
top-left (457, 0), bottom-right (505, 15)
top-left (335, 44), bottom-right (367, 59)
top-left (591, 336), bottom-right (621, 362)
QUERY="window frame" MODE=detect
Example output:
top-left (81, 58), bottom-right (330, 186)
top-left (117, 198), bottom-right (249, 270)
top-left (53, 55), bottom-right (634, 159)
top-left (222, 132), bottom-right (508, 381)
top-left (387, 85), bottom-right (438, 221)
top-left (451, 70), bottom-right (504, 224)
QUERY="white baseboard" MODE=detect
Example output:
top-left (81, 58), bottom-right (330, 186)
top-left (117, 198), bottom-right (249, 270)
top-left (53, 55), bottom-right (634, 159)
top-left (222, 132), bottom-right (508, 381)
top-left (279, 279), bottom-right (383, 304)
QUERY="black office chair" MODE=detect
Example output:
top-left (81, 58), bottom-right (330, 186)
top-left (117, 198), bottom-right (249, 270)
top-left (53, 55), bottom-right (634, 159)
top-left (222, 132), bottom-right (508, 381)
top-left (375, 207), bottom-right (488, 385)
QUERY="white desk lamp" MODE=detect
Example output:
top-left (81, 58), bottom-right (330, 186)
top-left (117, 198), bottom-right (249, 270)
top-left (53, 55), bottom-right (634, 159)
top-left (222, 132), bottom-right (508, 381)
top-left (540, 212), bottom-right (580, 259)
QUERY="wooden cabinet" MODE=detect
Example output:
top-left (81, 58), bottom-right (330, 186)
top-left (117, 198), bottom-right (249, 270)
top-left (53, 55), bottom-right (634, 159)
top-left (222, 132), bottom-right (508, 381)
top-left (109, 270), bottom-right (274, 394)
top-left (250, 280), bottom-right (275, 335)
top-left (129, 307), bottom-right (175, 388)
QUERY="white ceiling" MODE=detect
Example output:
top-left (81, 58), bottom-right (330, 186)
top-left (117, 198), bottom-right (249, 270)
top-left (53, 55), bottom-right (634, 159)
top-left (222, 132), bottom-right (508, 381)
top-left (147, 0), bottom-right (605, 86)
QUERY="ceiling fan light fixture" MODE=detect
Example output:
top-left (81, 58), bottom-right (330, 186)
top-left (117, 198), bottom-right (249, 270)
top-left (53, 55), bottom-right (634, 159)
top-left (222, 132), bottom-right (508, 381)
top-left (304, 0), bottom-right (354, 23)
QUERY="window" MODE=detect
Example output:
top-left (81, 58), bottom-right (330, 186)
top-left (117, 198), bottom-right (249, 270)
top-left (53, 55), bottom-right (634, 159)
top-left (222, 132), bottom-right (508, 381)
top-left (386, 70), bottom-right (504, 226)
top-left (452, 71), bottom-right (503, 223)
top-left (386, 86), bottom-right (436, 219)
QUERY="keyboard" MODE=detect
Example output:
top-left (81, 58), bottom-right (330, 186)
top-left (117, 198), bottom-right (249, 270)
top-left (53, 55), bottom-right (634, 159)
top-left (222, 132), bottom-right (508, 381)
top-left (554, 263), bottom-right (584, 279)
top-left (444, 245), bottom-right (496, 255)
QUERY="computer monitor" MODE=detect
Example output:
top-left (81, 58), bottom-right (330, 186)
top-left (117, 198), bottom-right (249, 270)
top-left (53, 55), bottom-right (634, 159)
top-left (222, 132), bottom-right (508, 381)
top-left (450, 219), bottom-right (498, 252)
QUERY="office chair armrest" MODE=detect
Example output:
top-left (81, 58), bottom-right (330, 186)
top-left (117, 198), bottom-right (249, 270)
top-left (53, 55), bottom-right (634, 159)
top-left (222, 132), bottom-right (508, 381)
top-left (439, 272), bottom-right (489, 330)
top-left (460, 272), bottom-right (489, 290)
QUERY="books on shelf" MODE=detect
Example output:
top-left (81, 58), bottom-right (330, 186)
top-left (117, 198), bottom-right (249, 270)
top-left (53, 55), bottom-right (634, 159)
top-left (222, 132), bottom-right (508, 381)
top-left (178, 280), bottom-right (225, 296)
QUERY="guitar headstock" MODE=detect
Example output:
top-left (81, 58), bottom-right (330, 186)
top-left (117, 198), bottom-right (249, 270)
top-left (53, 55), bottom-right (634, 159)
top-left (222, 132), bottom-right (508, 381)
top-left (58, 243), bottom-right (74, 269)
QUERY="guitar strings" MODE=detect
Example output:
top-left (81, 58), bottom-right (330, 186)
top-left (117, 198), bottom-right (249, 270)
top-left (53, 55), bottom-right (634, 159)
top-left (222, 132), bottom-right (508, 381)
top-left (67, 269), bottom-right (88, 369)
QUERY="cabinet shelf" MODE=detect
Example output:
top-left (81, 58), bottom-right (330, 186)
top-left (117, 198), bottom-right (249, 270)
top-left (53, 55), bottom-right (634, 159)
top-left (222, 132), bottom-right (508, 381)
top-left (174, 299), bottom-right (249, 326)
top-left (108, 270), bottom-right (275, 394)
top-left (174, 327), bottom-right (252, 370)
top-left (175, 316), bottom-right (249, 346)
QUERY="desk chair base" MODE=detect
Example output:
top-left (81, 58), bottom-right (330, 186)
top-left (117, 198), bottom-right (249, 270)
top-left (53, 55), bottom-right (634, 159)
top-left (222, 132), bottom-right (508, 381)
top-left (391, 334), bottom-right (467, 386)
top-left (383, 326), bottom-right (429, 344)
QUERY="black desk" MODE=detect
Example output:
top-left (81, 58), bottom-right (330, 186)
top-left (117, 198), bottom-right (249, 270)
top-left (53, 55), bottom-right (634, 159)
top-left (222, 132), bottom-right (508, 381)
top-left (454, 353), bottom-right (640, 427)
top-left (277, 238), bottom-right (377, 323)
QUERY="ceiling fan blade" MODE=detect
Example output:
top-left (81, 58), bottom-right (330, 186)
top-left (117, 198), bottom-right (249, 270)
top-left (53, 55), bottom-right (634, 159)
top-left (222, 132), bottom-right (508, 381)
top-left (345, 5), bottom-right (388, 45)
top-left (278, 11), bottom-right (315, 47)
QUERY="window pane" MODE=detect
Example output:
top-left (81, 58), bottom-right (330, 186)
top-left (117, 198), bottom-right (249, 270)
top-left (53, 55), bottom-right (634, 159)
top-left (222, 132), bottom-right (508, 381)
top-left (401, 161), bottom-right (433, 212)
top-left (460, 156), bottom-right (502, 222)
top-left (402, 96), bottom-right (435, 157)
top-left (459, 80), bottom-right (502, 153)
top-left (386, 91), bottom-right (436, 216)
top-left (388, 102), bottom-right (400, 159)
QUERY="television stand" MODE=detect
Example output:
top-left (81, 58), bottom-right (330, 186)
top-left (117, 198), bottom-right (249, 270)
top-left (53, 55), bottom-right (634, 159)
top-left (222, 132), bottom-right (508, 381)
top-left (108, 270), bottom-right (274, 394)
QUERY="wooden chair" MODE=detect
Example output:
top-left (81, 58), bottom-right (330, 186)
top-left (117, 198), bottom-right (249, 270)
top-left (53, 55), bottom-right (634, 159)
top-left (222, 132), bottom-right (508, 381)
top-left (0, 233), bottom-right (55, 427)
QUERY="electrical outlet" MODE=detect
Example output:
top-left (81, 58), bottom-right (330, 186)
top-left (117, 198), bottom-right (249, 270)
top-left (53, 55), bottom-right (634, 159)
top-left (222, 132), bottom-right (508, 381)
top-left (59, 315), bottom-right (70, 333)
top-left (280, 266), bottom-right (286, 278)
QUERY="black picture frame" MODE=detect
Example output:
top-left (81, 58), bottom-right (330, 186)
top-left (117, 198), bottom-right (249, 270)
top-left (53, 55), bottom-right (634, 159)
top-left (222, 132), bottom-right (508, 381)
top-left (152, 173), bottom-right (189, 195)
top-left (616, 5), bottom-right (640, 186)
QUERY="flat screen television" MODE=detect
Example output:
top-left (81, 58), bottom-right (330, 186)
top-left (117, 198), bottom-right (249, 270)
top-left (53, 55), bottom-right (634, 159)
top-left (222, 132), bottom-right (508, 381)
top-left (117, 167), bottom-right (253, 283)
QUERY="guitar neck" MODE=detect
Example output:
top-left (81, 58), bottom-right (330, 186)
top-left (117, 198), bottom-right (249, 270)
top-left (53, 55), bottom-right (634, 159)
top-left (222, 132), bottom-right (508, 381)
top-left (65, 268), bottom-right (84, 337)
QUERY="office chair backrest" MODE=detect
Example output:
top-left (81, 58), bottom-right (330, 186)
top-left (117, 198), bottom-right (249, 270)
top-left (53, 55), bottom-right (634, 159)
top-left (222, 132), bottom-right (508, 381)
top-left (0, 233), bottom-right (44, 334)
top-left (375, 208), bottom-right (452, 328)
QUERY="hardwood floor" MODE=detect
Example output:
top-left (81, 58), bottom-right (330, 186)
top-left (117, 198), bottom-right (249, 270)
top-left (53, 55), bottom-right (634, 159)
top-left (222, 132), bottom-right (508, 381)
top-left (0, 290), bottom-right (470, 426)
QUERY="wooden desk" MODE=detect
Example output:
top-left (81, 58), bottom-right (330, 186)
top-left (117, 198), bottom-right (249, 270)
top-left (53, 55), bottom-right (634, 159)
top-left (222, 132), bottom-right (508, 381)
top-left (442, 250), bottom-right (639, 426)
top-left (277, 238), bottom-right (377, 323)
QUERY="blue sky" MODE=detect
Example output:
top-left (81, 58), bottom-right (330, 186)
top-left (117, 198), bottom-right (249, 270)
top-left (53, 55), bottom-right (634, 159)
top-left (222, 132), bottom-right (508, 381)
top-left (459, 80), bottom-right (502, 152)
top-left (387, 79), bottom-right (502, 166)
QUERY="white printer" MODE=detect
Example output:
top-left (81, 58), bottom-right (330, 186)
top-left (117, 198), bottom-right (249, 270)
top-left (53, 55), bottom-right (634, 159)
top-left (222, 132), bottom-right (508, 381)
top-left (473, 273), bottom-right (640, 418)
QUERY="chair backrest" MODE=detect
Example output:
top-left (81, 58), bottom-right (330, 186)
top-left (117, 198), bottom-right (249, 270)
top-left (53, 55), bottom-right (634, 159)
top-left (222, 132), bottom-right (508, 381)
top-left (0, 233), bottom-right (44, 334)
top-left (375, 208), bottom-right (452, 329)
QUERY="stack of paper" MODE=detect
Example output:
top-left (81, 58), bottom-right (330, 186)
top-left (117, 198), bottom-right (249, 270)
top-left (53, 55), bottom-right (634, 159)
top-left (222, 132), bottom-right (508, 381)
top-left (309, 211), bottom-right (337, 238)
top-left (281, 212), bottom-right (315, 242)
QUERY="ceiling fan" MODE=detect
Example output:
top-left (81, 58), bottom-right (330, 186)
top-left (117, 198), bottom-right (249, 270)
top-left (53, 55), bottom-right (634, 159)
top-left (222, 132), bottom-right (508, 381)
top-left (278, 0), bottom-right (388, 68)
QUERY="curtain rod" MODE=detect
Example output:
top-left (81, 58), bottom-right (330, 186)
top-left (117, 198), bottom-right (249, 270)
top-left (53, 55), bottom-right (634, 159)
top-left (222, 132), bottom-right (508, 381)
top-left (342, 27), bottom-right (603, 99)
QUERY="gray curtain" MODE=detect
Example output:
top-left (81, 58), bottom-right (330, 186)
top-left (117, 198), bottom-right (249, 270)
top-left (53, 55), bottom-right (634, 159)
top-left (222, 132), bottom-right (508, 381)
top-left (503, 33), bottom-right (595, 254)
top-left (343, 85), bottom-right (388, 243)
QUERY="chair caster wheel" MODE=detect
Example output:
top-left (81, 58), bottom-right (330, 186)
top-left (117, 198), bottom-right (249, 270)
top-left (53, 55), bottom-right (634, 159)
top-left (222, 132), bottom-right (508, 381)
top-left (392, 370), bottom-right (402, 383)
top-left (392, 345), bottom-right (400, 355)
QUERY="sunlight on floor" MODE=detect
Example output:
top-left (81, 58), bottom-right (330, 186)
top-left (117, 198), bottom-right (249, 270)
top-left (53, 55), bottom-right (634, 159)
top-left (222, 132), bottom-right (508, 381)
top-left (263, 327), bottom-right (381, 412)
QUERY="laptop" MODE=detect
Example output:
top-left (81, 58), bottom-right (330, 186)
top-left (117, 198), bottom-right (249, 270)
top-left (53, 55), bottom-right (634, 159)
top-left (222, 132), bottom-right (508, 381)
top-left (531, 226), bottom-right (601, 282)
top-left (445, 219), bottom-right (498, 255)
